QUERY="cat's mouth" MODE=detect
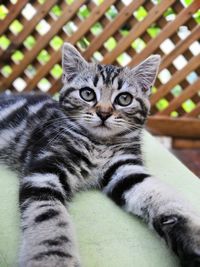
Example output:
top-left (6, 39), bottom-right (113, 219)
top-left (94, 121), bottom-right (110, 129)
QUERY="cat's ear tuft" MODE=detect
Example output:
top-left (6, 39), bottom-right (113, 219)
top-left (131, 55), bottom-right (161, 95)
top-left (62, 42), bottom-right (88, 83)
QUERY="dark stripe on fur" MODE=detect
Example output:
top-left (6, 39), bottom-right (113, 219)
top-left (57, 221), bottom-right (68, 227)
top-left (19, 185), bottom-right (65, 205)
top-left (93, 75), bottom-right (99, 87)
top-left (105, 66), bottom-right (115, 84)
top-left (117, 79), bottom-right (123, 90)
top-left (135, 97), bottom-right (148, 114)
top-left (97, 65), bottom-right (106, 82)
top-left (26, 158), bottom-right (72, 197)
top-left (41, 236), bottom-right (69, 247)
top-left (35, 209), bottom-right (59, 223)
top-left (101, 158), bottom-right (143, 188)
top-left (111, 70), bottom-right (121, 84)
top-left (122, 144), bottom-right (141, 155)
top-left (108, 173), bottom-right (150, 206)
top-left (33, 250), bottom-right (72, 261)
top-left (80, 168), bottom-right (89, 178)
top-left (133, 116), bottom-right (145, 125)
top-left (0, 104), bottom-right (28, 129)
top-left (41, 239), bottom-right (61, 247)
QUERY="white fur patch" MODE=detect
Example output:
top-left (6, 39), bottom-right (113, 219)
top-left (110, 154), bottom-right (138, 164)
top-left (124, 177), bottom-right (192, 223)
top-left (36, 150), bottom-right (54, 160)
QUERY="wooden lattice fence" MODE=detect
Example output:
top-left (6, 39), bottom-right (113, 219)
top-left (0, 0), bottom-right (200, 144)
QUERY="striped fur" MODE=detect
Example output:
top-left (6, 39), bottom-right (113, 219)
top-left (0, 43), bottom-right (200, 267)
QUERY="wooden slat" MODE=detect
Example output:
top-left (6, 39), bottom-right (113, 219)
top-left (147, 116), bottom-right (200, 138)
top-left (49, 79), bottom-right (62, 95)
top-left (83, 0), bottom-right (146, 59)
top-left (0, 0), bottom-right (85, 91)
top-left (21, 0), bottom-right (117, 92)
top-left (0, 0), bottom-right (28, 35)
top-left (172, 138), bottom-right (200, 149)
top-left (160, 25), bottom-right (200, 71)
top-left (102, 0), bottom-right (176, 64)
top-left (0, 0), bottom-right (58, 58)
top-left (66, 0), bottom-right (117, 44)
top-left (128, 1), bottom-right (200, 68)
top-left (185, 103), bottom-right (200, 118)
top-left (158, 78), bottom-right (200, 115)
top-left (150, 54), bottom-right (200, 106)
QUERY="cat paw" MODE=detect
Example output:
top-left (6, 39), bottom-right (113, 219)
top-left (153, 214), bottom-right (200, 267)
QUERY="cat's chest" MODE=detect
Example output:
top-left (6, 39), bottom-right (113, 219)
top-left (77, 143), bottom-right (117, 183)
top-left (90, 144), bottom-right (114, 166)
top-left (90, 145), bottom-right (114, 179)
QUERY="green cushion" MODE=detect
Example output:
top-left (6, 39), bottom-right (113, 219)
top-left (0, 131), bottom-right (200, 267)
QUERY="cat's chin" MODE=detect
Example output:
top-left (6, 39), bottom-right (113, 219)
top-left (86, 125), bottom-right (122, 140)
top-left (79, 120), bottom-right (123, 140)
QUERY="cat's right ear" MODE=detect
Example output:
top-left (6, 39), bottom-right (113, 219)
top-left (131, 55), bottom-right (161, 96)
top-left (62, 43), bottom-right (88, 83)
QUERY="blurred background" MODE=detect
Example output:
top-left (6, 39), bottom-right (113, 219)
top-left (0, 0), bottom-right (200, 175)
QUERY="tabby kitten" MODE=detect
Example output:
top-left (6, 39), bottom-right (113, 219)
top-left (0, 43), bottom-right (200, 267)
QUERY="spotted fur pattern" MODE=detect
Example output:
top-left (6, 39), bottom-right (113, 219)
top-left (0, 43), bottom-right (200, 267)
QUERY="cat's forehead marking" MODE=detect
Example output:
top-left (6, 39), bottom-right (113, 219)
top-left (96, 64), bottom-right (123, 87)
top-left (117, 79), bottom-right (123, 90)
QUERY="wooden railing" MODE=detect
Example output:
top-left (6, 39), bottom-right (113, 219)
top-left (0, 0), bottom-right (199, 146)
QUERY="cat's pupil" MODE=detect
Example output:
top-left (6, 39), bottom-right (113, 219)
top-left (86, 91), bottom-right (91, 97)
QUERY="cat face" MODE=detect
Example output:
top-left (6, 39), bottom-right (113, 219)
top-left (60, 43), bottom-right (160, 139)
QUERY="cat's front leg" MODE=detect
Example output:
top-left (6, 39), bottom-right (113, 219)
top-left (101, 158), bottom-right (200, 267)
top-left (19, 172), bottom-right (80, 267)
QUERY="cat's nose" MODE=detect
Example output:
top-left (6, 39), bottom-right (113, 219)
top-left (96, 110), bottom-right (112, 121)
top-left (96, 104), bottom-right (113, 122)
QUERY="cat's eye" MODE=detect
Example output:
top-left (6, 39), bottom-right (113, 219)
top-left (115, 93), bottom-right (133, 106)
top-left (80, 87), bottom-right (96, 102)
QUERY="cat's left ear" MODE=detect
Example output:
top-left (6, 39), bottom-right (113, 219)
top-left (62, 42), bottom-right (88, 82)
top-left (131, 55), bottom-right (161, 95)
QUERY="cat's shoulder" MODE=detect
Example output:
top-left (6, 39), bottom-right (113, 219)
top-left (0, 92), bottom-right (56, 106)
top-left (0, 92), bottom-right (51, 101)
